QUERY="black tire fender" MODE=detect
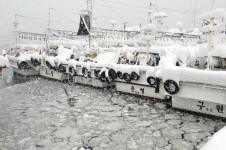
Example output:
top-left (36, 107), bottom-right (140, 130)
top-left (108, 68), bottom-right (117, 80)
top-left (18, 61), bottom-right (29, 70)
top-left (131, 72), bottom-right (140, 81)
top-left (123, 73), bottom-right (131, 82)
top-left (164, 80), bottom-right (180, 95)
top-left (147, 77), bottom-right (156, 86)
top-left (117, 71), bottom-right (123, 79)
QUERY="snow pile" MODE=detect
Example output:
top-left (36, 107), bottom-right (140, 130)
top-left (155, 56), bottom-right (176, 80)
top-left (18, 51), bottom-right (39, 62)
top-left (96, 52), bottom-right (119, 64)
top-left (189, 28), bottom-right (202, 35)
top-left (200, 8), bottom-right (226, 32)
top-left (161, 66), bottom-right (226, 87)
top-left (46, 46), bottom-right (73, 67)
top-left (201, 126), bottom-right (226, 150)
top-left (212, 8), bottom-right (226, 19)
top-left (115, 64), bottom-right (149, 74)
top-left (200, 11), bottom-right (211, 20)
top-left (213, 44), bottom-right (226, 57)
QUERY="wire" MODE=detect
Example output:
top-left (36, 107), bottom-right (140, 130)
top-left (102, 0), bottom-right (148, 9)
top-left (101, 0), bottom-right (125, 22)
top-left (16, 14), bottom-right (45, 27)
top-left (95, 3), bottom-right (146, 13)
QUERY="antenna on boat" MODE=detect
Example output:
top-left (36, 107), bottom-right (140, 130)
top-left (14, 14), bottom-right (19, 48)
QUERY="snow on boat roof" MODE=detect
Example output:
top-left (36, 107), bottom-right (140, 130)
top-left (154, 12), bottom-right (168, 18)
top-left (200, 8), bottom-right (226, 20)
top-left (50, 40), bottom-right (88, 47)
top-left (16, 44), bottom-right (45, 50)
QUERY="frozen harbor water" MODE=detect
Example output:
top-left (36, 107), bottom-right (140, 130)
top-left (0, 79), bottom-right (225, 150)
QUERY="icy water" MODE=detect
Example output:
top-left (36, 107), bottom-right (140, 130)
top-left (0, 68), bottom-right (35, 90)
top-left (0, 78), bottom-right (225, 150)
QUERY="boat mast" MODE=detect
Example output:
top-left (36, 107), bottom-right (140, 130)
top-left (193, 0), bottom-right (197, 28)
top-left (207, 0), bottom-right (215, 70)
top-left (14, 14), bottom-right (19, 49)
top-left (46, 7), bottom-right (51, 55)
top-left (87, 0), bottom-right (93, 48)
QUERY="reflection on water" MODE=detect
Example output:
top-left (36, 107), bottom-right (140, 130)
top-left (0, 67), bottom-right (35, 90)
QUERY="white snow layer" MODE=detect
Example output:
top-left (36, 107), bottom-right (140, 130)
top-left (200, 8), bottom-right (226, 20)
top-left (201, 126), bottom-right (226, 150)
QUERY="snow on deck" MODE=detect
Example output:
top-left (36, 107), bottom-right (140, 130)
top-left (0, 79), bottom-right (225, 150)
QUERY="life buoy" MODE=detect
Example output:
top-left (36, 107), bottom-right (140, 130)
top-left (117, 71), bottom-right (123, 79)
top-left (131, 72), bottom-right (140, 81)
top-left (164, 80), bottom-right (180, 95)
top-left (82, 67), bottom-right (91, 78)
top-left (68, 66), bottom-right (76, 76)
top-left (123, 73), bottom-right (131, 82)
top-left (108, 68), bottom-right (117, 80)
top-left (147, 77), bottom-right (156, 86)
top-left (18, 61), bottom-right (29, 70)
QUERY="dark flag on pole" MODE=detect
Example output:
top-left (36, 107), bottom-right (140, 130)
top-left (77, 14), bottom-right (90, 35)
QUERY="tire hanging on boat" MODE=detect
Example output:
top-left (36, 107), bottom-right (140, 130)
top-left (117, 71), bottom-right (123, 79)
top-left (123, 73), bottom-right (131, 82)
top-left (108, 68), bottom-right (117, 80)
top-left (18, 61), bottom-right (29, 70)
top-left (164, 80), bottom-right (180, 95)
top-left (82, 67), bottom-right (91, 78)
top-left (131, 72), bottom-right (140, 81)
top-left (147, 77), bottom-right (156, 86)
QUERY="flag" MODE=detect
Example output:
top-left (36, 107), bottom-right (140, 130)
top-left (77, 14), bottom-right (90, 35)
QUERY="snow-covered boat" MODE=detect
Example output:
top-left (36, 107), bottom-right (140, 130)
top-left (165, 8), bottom-right (226, 117)
top-left (8, 44), bottom-right (44, 76)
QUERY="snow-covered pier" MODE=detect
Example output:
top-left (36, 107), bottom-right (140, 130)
top-left (0, 79), bottom-right (225, 149)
